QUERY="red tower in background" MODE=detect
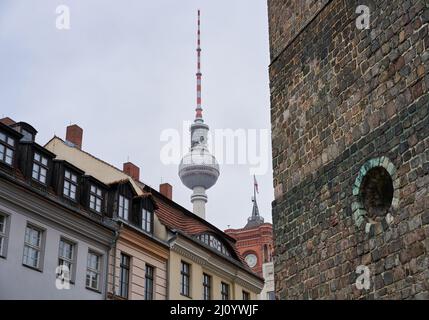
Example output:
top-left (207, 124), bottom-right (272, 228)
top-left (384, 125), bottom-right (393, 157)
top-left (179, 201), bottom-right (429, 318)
top-left (225, 177), bottom-right (274, 277)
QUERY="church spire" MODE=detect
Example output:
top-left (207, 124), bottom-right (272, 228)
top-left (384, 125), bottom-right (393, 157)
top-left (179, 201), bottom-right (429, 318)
top-left (245, 175), bottom-right (264, 228)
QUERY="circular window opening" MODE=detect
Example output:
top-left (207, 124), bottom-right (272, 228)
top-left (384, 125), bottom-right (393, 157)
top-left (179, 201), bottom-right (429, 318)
top-left (360, 167), bottom-right (394, 220)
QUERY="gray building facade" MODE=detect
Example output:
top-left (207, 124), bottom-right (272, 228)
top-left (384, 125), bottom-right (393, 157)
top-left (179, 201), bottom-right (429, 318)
top-left (0, 119), bottom-right (116, 299)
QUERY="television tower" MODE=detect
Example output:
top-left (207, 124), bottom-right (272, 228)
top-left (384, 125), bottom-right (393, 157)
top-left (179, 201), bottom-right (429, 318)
top-left (178, 10), bottom-right (220, 219)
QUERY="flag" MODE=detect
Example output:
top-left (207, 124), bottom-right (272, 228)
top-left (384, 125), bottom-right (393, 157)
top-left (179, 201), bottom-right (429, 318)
top-left (254, 175), bottom-right (259, 194)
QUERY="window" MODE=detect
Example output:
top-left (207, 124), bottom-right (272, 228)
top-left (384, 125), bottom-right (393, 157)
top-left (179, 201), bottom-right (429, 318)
top-left (118, 195), bottom-right (129, 220)
top-left (63, 170), bottom-right (78, 200)
top-left (32, 152), bottom-right (48, 184)
top-left (23, 225), bottom-right (44, 269)
top-left (21, 129), bottom-right (33, 142)
top-left (196, 233), bottom-right (231, 257)
top-left (57, 238), bottom-right (75, 281)
top-left (267, 291), bottom-right (276, 300)
top-left (86, 251), bottom-right (101, 291)
top-left (142, 209), bottom-right (153, 233)
top-left (0, 132), bottom-right (14, 166)
top-left (119, 253), bottom-right (130, 299)
top-left (0, 214), bottom-right (8, 257)
top-left (89, 185), bottom-right (103, 213)
top-left (221, 282), bottom-right (230, 300)
top-left (203, 273), bottom-right (211, 300)
top-left (145, 264), bottom-right (154, 300)
top-left (242, 290), bottom-right (250, 300)
top-left (180, 261), bottom-right (190, 297)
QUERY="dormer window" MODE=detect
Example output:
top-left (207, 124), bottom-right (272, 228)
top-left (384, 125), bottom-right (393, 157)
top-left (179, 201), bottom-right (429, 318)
top-left (118, 195), bottom-right (129, 220)
top-left (196, 233), bottom-right (231, 257)
top-left (63, 170), bottom-right (78, 200)
top-left (0, 132), bottom-right (14, 166)
top-left (89, 185), bottom-right (103, 213)
top-left (141, 208), bottom-right (153, 233)
top-left (21, 129), bottom-right (33, 142)
top-left (32, 153), bottom-right (48, 184)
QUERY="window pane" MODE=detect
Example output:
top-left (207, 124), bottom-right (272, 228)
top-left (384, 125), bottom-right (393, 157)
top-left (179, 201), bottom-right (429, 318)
top-left (5, 148), bottom-right (13, 165)
top-left (41, 157), bottom-right (48, 166)
top-left (65, 170), bottom-right (70, 179)
top-left (34, 153), bottom-right (40, 162)
top-left (71, 174), bottom-right (77, 183)
top-left (0, 215), bottom-right (4, 232)
top-left (0, 132), bottom-right (5, 142)
top-left (0, 144), bottom-right (4, 160)
top-left (7, 137), bottom-right (14, 146)
top-left (91, 185), bottom-right (96, 193)
top-left (32, 164), bottom-right (39, 180)
top-left (40, 167), bottom-right (47, 180)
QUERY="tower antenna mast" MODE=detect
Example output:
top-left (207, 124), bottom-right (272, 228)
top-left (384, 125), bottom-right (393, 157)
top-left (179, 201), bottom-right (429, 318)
top-left (195, 9), bottom-right (203, 122)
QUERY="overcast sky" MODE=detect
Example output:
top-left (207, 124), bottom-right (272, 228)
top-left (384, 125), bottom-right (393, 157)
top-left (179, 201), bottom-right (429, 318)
top-left (0, 0), bottom-right (273, 230)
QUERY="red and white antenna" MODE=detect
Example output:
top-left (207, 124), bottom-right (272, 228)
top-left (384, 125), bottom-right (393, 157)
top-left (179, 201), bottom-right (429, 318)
top-left (195, 9), bottom-right (203, 122)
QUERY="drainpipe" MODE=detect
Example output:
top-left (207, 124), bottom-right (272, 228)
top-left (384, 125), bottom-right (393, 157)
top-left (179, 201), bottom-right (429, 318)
top-left (107, 223), bottom-right (121, 300)
top-left (166, 231), bottom-right (178, 300)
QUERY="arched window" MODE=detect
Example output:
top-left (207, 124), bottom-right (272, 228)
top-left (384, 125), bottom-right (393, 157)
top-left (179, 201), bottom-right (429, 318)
top-left (196, 233), bottom-right (231, 257)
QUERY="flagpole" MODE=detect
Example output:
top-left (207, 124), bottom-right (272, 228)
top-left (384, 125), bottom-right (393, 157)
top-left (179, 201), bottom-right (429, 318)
top-left (253, 175), bottom-right (256, 203)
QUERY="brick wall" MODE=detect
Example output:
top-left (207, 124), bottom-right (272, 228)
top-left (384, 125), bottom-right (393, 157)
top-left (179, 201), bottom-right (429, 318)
top-left (268, 0), bottom-right (429, 299)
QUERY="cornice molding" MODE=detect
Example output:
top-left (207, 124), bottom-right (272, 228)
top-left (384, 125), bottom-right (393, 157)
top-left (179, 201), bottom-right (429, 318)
top-left (171, 237), bottom-right (264, 292)
top-left (0, 179), bottom-right (115, 248)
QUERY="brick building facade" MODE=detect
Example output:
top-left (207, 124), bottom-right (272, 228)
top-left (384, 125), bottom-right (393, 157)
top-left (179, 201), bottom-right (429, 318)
top-left (268, 0), bottom-right (429, 299)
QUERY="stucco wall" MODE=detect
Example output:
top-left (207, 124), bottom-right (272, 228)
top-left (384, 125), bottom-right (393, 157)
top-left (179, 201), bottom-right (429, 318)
top-left (108, 228), bottom-right (168, 300)
top-left (169, 246), bottom-right (259, 300)
top-left (0, 180), bottom-right (112, 299)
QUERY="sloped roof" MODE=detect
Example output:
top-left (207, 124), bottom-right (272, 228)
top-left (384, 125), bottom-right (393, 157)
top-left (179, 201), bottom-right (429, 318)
top-left (145, 186), bottom-right (256, 274)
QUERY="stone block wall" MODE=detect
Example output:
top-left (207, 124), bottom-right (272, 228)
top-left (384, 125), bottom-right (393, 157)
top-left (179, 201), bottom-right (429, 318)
top-left (268, 0), bottom-right (429, 299)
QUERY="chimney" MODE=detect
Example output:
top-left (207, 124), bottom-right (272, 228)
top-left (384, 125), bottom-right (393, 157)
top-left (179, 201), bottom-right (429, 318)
top-left (66, 124), bottom-right (83, 149)
top-left (0, 117), bottom-right (16, 126)
top-left (123, 162), bottom-right (140, 181)
top-left (160, 183), bottom-right (173, 200)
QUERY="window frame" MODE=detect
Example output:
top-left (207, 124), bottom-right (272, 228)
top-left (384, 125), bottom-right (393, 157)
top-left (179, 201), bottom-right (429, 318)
top-left (86, 250), bottom-right (102, 292)
top-left (118, 195), bottom-right (130, 220)
top-left (63, 169), bottom-right (78, 201)
top-left (32, 152), bottom-right (49, 185)
top-left (89, 184), bottom-right (103, 214)
top-left (242, 290), bottom-right (250, 300)
top-left (119, 253), bottom-right (131, 299)
top-left (180, 261), bottom-right (191, 297)
top-left (22, 224), bottom-right (45, 271)
top-left (141, 208), bottom-right (153, 233)
top-left (57, 237), bottom-right (77, 283)
top-left (0, 132), bottom-right (15, 166)
top-left (0, 213), bottom-right (9, 258)
top-left (221, 282), bottom-right (230, 300)
top-left (203, 273), bottom-right (211, 300)
top-left (145, 264), bottom-right (155, 300)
